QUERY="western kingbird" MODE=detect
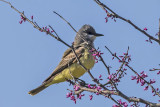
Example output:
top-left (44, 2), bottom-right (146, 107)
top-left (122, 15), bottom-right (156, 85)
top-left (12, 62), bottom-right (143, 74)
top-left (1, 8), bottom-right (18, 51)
top-left (28, 25), bottom-right (103, 96)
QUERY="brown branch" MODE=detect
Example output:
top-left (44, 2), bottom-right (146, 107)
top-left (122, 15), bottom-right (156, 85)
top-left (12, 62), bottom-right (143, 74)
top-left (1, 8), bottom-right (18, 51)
top-left (150, 68), bottom-right (160, 71)
top-left (94, 0), bottom-right (160, 44)
top-left (74, 85), bottom-right (160, 107)
top-left (99, 56), bottom-right (111, 75)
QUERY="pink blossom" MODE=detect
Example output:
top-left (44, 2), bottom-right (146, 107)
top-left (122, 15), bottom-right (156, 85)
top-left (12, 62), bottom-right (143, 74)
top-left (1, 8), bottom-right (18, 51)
top-left (19, 20), bottom-right (23, 24)
top-left (141, 73), bottom-right (148, 78)
top-left (96, 86), bottom-right (102, 91)
top-left (119, 60), bottom-right (122, 62)
top-left (70, 95), bottom-right (76, 103)
top-left (88, 84), bottom-right (91, 88)
top-left (31, 15), bottom-right (33, 20)
top-left (112, 105), bottom-right (120, 107)
top-left (91, 49), bottom-right (103, 63)
top-left (20, 15), bottom-right (26, 22)
top-left (105, 10), bottom-right (108, 13)
top-left (105, 17), bottom-right (108, 23)
top-left (131, 76), bottom-right (137, 80)
top-left (93, 86), bottom-right (97, 89)
top-left (77, 93), bottom-right (85, 99)
top-left (74, 85), bottom-right (80, 91)
top-left (89, 95), bottom-right (93, 100)
top-left (116, 99), bottom-right (128, 107)
top-left (89, 48), bottom-right (95, 52)
top-left (119, 56), bottom-right (123, 58)
top-left (107, 14), bottom-right (111, 17)
top-left (46, 28), bottom-right (50, 32)
top-left (145, 38), bottom-right (152, 44)
top-left (144, 27), bottom-right (148, 31)
top-left (144, 86), bottom-right (149, 90)
top-left (99, 74), bottom-right (102, 78)
top-left (136, 78), bottom-right (141, 84)
top-left (96, 92), bottom-right (99, 95)
top-left (140, 71), bottom-right (144, 74)
top-left (152, 88), bottom-right (155, 93)
top-left (123, 102), bottom-right (128, 107)
top-left (123, 53), bottom-right (128, 55)
top-left (123, 68), bottom-right (127, 71)
top-left (157, 71), bottom-right (160, 74)
top-left (108, 74), bottom-right (112, 79)
top-left (150, 79), bottom-right (156, 84)
top-left (66, 92), bottom-right (72, 98)
top-left (118, 99), bottom-right (122, 104)
top-left (140, 80), bottom-right (145, 86)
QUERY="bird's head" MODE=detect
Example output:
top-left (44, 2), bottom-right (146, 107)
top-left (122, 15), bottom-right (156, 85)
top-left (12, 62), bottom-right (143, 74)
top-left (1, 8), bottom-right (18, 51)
top-left (74, 25), bottom-right (104, 47)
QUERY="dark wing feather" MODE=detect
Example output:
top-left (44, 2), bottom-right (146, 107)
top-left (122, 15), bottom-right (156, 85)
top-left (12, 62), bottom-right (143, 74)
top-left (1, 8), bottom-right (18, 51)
top-left (62, 46), bottom-right (81, 58)
top-left (62, 48), bottom-right (72, 58)
top-left (43, 46), bottom-right (84, 84)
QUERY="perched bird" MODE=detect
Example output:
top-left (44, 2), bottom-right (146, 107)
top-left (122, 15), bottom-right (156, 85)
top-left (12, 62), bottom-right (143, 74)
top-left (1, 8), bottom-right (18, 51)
top-left (28, 25), bottom-right (103, 96)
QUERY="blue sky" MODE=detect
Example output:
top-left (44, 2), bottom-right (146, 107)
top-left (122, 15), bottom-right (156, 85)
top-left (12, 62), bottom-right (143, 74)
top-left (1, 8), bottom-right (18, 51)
top-left (0, 0), bottom-right (160, 107)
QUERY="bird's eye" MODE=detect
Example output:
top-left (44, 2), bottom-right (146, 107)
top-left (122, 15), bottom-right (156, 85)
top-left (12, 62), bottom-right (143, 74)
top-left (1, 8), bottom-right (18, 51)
top-left (88, 32), bottom-right (92, 34)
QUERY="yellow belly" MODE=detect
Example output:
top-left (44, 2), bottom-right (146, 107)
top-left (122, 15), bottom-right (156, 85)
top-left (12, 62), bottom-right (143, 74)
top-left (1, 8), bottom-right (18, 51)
top-left (46, 49), bottom-right (95, 86)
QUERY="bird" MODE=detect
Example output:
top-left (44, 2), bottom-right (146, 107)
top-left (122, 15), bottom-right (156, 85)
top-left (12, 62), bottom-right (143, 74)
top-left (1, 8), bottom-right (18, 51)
top-left (28, 24), bottom-right (104, 96)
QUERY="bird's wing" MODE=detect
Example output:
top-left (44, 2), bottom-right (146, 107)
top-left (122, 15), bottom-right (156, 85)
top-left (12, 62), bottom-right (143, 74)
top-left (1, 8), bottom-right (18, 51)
top-left (43, 46), bottom-right (85, 84)
top-left (61, 48), bottom-right (72, 58)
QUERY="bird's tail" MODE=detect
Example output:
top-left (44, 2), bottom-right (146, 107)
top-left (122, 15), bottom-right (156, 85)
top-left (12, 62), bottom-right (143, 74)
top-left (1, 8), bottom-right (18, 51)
top-left (28, 84), bottom-right (48, 96)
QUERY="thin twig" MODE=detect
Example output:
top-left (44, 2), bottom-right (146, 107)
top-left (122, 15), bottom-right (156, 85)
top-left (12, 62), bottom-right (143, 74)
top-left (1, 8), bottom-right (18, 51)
top-left (99, 56), bottom-right (110, 75)
top-left (94, 0), bottom-right (160, 44)
top-left (48, 25), bottom-right (59, 38)
top-left (53, 11), bottom-right (87, 44)
top-left (158, 18), bottom-right (160, 44)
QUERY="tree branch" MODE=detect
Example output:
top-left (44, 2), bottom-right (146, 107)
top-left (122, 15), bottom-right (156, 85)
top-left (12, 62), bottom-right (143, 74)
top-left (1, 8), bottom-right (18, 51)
top-left (94, 0), bottom-right (160, 44)
top-left (74, 84), bottom-right (160, 107)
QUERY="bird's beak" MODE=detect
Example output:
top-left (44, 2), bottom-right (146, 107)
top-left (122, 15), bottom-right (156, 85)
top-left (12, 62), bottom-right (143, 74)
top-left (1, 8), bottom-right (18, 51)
top-left (94, 33), bottom-right (104, 37)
